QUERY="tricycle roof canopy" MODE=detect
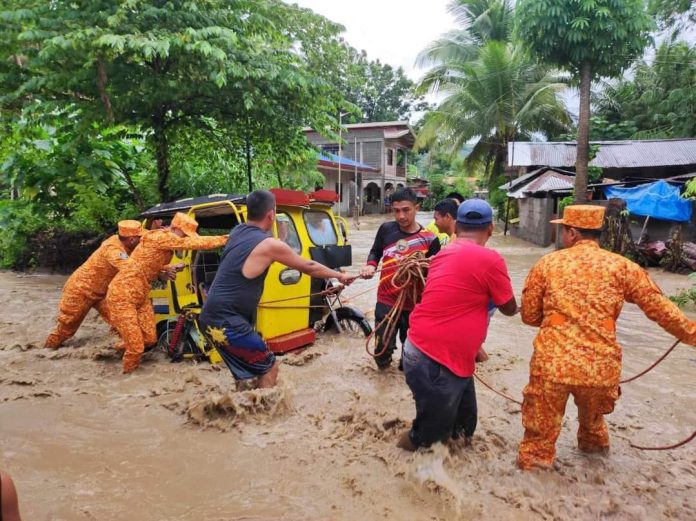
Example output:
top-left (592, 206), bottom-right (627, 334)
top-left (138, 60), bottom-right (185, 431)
top-left (141, 188), bottom-right (340, 220)
top-left (141, 194), bottom-right (246, 218)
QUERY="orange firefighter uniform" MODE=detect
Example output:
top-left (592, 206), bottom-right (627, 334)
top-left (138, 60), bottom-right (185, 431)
top-left (105, 212), bottom-right (228, 374)
top-left (518, 205), bottom-right (696, 470)
top-left (44, 220), bottom-right (144, 349)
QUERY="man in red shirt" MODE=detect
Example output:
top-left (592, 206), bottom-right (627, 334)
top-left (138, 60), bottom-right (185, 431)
top-left (398, 199), bottom-right (517, 450)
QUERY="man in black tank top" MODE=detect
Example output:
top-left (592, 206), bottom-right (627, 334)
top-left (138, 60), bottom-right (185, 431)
top-left (200, 190), bottom-right (354, 389)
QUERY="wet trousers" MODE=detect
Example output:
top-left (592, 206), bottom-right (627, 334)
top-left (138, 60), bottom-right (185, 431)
top-left (374, 302), bottom-right (411, 368)
top-left (403, 339), bottom-right (477, 447)
top-left (45, 286), bottom-right (111, 348)
top-left (105, 275), bottom-right (156, 373)
top-left (518, 376), bottom-right (619, 470)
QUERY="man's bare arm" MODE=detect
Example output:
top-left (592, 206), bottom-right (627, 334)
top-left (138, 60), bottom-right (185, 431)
top-left (497, 296), bottom-right (518, 316)
top-left (247, 239), bottom-right (354, 284)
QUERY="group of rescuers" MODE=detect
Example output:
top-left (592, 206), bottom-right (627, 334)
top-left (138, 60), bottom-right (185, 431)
top-left (44, 187), bottom-right (696, 471)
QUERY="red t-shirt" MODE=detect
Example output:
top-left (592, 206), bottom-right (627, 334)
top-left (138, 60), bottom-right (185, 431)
top-left (407, 239), bottom-right (514, 377)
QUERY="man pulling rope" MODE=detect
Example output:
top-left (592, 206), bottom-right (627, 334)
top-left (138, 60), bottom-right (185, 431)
top-left (518, 205), bottom-right (696, 470)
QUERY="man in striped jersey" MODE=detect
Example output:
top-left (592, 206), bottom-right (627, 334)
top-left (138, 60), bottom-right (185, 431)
top-left (360, 188), bottom-right (441, 369)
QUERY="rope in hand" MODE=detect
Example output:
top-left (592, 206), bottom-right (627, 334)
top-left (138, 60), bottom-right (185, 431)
top-left (365, 252), bottom-right (430, 358)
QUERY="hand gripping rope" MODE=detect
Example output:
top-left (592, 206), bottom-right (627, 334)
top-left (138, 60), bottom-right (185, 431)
top-left (364, 252), bottom-right (430, 359)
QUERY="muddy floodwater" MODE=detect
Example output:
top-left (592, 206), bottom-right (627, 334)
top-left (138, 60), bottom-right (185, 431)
top-left (1, 213), bottom-right (695, 520)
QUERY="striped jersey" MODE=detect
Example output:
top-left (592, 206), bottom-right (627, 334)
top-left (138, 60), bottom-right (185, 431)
top-left (366, 221), bottom-right (440, 309)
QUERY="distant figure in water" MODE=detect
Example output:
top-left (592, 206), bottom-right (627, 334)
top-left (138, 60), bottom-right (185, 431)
top-left (519, 205), bottom-right (696, 470)
top-left (0, 470), bottom-right (22, 521)
top-left (200, 190), bottom-right (354, 390)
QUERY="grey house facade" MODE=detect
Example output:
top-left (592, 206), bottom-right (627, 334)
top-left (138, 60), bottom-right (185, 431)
top-left (304, 121), bottom-right (415, 214)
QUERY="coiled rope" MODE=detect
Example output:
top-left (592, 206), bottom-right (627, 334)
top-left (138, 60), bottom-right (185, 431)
top-left (364, 252), bottom-right (429, 358)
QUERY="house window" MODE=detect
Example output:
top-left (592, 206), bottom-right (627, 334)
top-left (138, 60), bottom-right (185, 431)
top-left (322, 144), bottom-right (339, 155)
top-left (396, 149), bottom-right (406, 167)
top-left (387, 148), bottom-right (394, 165)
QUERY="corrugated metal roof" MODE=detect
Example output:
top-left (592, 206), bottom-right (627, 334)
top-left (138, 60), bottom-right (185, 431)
top-left (508, 138), bottom-right (696, 168)
top-left (505, 169), bottom-right (575, 199)
top-left (499, 168), bottom-right (545, 190)
top-left (525, 172), bottom-right (574, 193)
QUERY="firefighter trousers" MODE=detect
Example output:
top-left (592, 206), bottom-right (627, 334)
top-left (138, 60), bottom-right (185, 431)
top-left (518, 376), bottom-right (619, 470)
top-left (45, 286), bottom-right (111, 348)
top-left (106, 275), bottom-right (157, 373)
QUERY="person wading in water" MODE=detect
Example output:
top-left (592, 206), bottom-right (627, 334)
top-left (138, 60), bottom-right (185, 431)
top-left (200, 189), bottom-right (355, 389)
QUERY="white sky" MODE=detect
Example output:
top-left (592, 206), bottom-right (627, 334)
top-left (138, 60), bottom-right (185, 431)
top-left (291, 1), bottom-right (695, 125)
top-left (291, 0), bottom-right (456, 83)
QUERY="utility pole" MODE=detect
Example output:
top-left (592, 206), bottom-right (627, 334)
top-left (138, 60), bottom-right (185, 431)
top-left (337, 111), bottom-right (348, 217)
top-left (353, 136), bottom-right (360, 227)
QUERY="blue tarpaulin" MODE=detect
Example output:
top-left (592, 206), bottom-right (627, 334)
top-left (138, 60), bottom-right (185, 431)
top-left (603, 180), bottom-right (692, 222)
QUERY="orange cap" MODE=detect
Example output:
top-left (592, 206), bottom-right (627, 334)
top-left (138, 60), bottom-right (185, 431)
top-left (550, 205), bottom-right (605, 230)
top-left (171, 212), bottom-right (199, 237)
top-left (117, 220), bottom-right (144, 237)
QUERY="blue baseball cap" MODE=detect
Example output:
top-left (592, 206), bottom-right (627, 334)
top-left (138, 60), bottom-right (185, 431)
top-left (457, 199), bottom-right (493, 225)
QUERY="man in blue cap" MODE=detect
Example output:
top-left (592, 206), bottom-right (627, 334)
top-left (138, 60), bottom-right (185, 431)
top-left (398, 199), bottom-right (518, 451)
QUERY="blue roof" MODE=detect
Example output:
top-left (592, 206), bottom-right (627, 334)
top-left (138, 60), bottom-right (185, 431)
top-left (317, 152), bottom-right (378, 172)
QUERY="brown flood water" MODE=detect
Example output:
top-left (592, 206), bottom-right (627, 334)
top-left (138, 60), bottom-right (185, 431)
top-left (1, 213), bottom-right (695, 520)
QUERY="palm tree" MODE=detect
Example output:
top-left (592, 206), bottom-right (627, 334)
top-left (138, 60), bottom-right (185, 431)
top-left (416, 0), bottom-right (514, 71)
top-left (416, 39), bottom-right (571, 184)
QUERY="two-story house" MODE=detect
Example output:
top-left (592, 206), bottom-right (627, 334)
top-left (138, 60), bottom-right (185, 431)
top-left (304, 121), bottom-right (416, 214)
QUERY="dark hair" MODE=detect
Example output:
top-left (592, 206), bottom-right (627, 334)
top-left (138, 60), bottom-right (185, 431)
top-left (247, 189), bottom-right (276, 221)
top-left (564, 225), bottom-right (602, 239)
top-left (433, 199), bottom-right (458, 219)
top-left (456, 221), bottom-right (490, 232)
top-left (391, 187), bottom-right (418, 204)
top-left (445, 192), bottom-right (465, 204)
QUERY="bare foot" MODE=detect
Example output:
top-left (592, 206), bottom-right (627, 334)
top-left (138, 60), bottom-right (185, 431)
top-left (256, 361), bottom-right (280, 389)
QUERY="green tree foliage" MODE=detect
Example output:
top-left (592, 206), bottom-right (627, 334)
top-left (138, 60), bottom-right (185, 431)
top-left (0, 0), bottom-right (345, 201)
top-left (415, 0), bottom-right (570, 210)
top-left (346, 54), bottom-right (428, 122)
top-left (416, 39), bottom-right (571, 184)
top-left (417, 0), bottom-right (514, 69)
top-left (650, 0), bottom-right (696, 33)
top-left (516, 0), bottom-right (652, 203)
top-left (592, 41), bottom-right (696, 139)
top-left (410, 151), bottom-right (475, 210)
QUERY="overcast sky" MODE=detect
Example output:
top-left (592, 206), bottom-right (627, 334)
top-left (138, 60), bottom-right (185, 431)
top-left (292, 0), bottom-right (456, 83)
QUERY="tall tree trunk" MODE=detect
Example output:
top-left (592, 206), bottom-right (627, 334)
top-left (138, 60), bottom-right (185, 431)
top-left (96, 58), bottom-right (114, 123)
top-left (152, 113), bottom-right (171, 202)
top-left (121, 166), bottom-right (145, 211)
top-left (245, 131), bottom-right (253, 192)
top-left (574, 61), bottom-right (592, 204)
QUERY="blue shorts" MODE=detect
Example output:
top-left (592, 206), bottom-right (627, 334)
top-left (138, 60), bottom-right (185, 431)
top-left (203, 324), bottom-right (276, 380)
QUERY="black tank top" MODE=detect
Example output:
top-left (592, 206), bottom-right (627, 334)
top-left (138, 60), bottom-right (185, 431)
top-left (200, 223), bottom-right (271, 332)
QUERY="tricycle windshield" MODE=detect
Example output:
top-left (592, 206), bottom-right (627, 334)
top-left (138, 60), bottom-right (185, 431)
top-left (304, 210), bottom-right (337, 246)
top-left (275, 213), bottom-right (302, 253)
